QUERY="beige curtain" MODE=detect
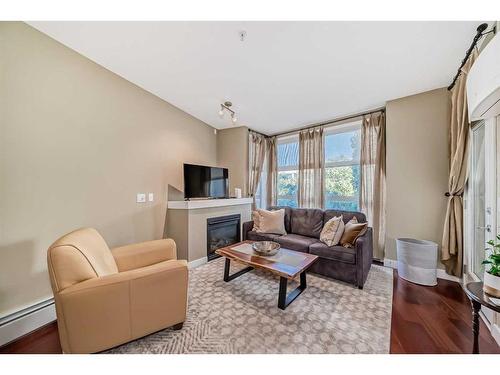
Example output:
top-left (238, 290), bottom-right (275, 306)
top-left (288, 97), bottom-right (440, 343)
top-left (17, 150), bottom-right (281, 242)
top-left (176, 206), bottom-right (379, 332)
top-left (266, 136), bottom-right (278, 207)
top-left (442, 50), bottom-right (478, 277)
top-left (248, 131), bottom-right (267, 207)
top-left (298, 127), bottom-right (324, 208)
top-left (360, 112), bottom-right (386, 260)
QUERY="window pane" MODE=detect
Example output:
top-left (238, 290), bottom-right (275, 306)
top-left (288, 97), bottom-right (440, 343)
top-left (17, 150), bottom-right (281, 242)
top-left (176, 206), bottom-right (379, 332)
top-left (277, 170), bottom-right (298, 208)
top-left (277, 141), bottom-right (299, 169)
top-left (325, 129), bottom-right (360, 163)
top-left (254, 179), bottom-right (263, 209)
top-left (324, 165), bottom-right (360, 211)
top-left (277, 138), bottom-right (299, 208)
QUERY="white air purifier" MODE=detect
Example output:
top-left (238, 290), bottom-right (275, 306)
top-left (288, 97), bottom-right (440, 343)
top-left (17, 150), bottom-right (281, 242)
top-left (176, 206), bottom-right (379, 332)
top-left (396, 238), bottom-right (438, 286)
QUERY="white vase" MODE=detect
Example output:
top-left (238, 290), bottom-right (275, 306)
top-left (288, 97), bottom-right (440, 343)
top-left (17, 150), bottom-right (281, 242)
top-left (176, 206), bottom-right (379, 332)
top-left (483, 271), bottom-right (500, 297)
top-left (234, 188), bottom-right (242, 199)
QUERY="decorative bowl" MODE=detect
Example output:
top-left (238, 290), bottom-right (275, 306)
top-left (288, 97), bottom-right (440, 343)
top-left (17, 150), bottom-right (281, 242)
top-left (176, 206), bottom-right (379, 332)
top-left (252, 241), bottom-right (280, 256)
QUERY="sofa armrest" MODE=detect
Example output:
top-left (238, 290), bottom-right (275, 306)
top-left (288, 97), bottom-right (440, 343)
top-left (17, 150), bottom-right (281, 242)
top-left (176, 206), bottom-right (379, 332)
top-left (242, 221), bottom-right (254, 240)
top-left (57, 259), bottom-right (188, 353)
top-left (111, 238), bottom-right (177, 272)
top-left (355, 227), bottom-right (373, 288)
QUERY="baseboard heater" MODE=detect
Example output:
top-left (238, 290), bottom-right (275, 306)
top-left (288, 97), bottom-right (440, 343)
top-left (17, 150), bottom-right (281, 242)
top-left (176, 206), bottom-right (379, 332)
top-left (0, 298), bottom-right (56, 347)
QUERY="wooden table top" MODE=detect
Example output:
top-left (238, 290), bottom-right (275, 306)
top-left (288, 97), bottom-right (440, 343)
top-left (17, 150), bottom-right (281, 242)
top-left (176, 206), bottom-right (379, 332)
top-left (215, 240), bottom-right (318, 279)
top-left (464, 282), bottom-right (500, 313)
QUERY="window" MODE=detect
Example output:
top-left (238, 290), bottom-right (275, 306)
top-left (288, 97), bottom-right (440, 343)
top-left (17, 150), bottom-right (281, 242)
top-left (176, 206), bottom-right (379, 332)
top-left (277, 136), bottom-right (299, 207)
top-left (324, 122), bottom-right (361, 211)
top-left (274, 122), bottom-right (361, 210)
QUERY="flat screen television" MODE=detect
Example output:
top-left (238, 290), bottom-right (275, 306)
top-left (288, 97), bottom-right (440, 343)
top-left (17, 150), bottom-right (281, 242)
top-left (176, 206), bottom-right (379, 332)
top-left (183, 163), bottom-right (229, 199)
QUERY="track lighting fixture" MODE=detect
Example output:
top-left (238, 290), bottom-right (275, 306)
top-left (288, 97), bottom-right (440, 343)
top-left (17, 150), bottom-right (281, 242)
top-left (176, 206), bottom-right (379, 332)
top-left (218, 101), bottom-right (238, 125)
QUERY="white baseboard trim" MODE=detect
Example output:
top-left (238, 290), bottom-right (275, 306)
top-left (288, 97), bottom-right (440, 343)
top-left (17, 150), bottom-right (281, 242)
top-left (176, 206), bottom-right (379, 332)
top-left (491, 323), bottom-right (500, 346)
top-left (436, 269), bottom-right (461, 283)
top-left (383, 258), bottom-right (398, 269)
top-left (188, 256), bottom-right (208, 269)
top-left (383, 258), bottom-right (461, 283)
top-left (0, 298), bottom-right (56, 347)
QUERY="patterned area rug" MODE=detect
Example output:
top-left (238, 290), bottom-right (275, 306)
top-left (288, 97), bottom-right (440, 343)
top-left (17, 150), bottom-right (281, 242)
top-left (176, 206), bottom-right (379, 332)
top-left (108, 258), bottom-right (393, 354)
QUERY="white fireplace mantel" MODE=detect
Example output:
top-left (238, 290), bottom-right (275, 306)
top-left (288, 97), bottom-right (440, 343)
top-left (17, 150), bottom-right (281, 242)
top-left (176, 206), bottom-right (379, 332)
top-left (167, 197), bottom-right (253, 210)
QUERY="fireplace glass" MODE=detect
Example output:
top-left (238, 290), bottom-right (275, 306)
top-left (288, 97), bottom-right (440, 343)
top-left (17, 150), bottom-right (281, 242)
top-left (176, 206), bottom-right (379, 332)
top-left (206, 214), bottom-right (241, 261)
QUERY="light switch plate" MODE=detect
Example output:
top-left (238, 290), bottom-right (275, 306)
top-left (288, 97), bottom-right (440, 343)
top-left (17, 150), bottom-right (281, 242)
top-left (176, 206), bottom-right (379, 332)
top-left (148, 193), bottom-right (154, 202)
top-left (136, 193), bottom-right (146, 203)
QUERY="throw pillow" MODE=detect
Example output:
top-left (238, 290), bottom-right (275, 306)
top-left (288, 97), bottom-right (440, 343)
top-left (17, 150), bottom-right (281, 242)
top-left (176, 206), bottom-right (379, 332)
top-left (340, 216), bottom-right (368, 248)
top-left (252, 210), bottom-right (261, 230)
top-left (252, 209), bottom-right (287, 235)
top-left (320, 215), bottom-right (344, 247)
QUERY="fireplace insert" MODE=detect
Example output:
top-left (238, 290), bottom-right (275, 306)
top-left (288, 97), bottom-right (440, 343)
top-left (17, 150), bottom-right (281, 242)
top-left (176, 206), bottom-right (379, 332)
top-left (206, 214), bottom-right (241, 261)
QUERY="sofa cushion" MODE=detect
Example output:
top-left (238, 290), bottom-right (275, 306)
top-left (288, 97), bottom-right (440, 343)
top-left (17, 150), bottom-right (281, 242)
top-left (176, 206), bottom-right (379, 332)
top-left (290, 208), bottom-right (324, 238)
top-left (268, 206), bottom-right (292, 233)
top-left (275, 234), bottom-right (319, 253)
top-left (324, 209), bottom-right (366, 224)
top-left (309, 242), bottom-right (356, 264)
top-left (246, 231), bottom-right (282, 242)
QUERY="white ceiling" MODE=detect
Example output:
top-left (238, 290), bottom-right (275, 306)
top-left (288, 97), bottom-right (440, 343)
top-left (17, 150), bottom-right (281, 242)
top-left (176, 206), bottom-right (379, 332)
top-left (29, 21), bottom-right (479, 135)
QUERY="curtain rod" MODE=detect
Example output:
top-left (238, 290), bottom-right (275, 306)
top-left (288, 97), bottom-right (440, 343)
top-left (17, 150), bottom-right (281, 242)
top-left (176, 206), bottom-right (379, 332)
top-left (270, 107), bottom-right (385, 138)
top-left (247, 128), bottom-right (269, 138)
top-left (447, 23), bottom-right (495, 91)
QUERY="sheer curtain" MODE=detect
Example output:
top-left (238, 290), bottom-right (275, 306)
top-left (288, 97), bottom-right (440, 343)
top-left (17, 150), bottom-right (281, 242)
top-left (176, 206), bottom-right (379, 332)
top-left (360, 112), bottom-right (386, 260)
top-left (266, 136), bottom-right (278, 207)
top-left (248, 131), bottom-right (267, 208)
top-left (298, 127), bottom-right (324, 208)
top-left (442, 50), bottom-right (478, 277)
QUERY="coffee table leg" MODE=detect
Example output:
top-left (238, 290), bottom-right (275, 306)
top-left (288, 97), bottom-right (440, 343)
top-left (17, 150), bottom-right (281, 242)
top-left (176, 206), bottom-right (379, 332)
top-left (471, 300), bottom-right (481, 354)
top-left (223, 258), bottom-right (253, 282)
top-left (278, 272), bottom-right (307, 310)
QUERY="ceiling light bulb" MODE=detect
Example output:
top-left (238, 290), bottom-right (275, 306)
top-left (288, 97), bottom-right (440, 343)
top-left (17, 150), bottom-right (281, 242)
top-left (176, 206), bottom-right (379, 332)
top-left (218, 109), bottom-right (224, 117)
top-left (232, 115), bottom-right (237, 123)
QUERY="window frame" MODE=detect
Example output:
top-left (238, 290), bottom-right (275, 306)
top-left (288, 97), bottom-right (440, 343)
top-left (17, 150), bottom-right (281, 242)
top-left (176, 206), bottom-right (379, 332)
top-left (323, 120), bottom-right (362, 210)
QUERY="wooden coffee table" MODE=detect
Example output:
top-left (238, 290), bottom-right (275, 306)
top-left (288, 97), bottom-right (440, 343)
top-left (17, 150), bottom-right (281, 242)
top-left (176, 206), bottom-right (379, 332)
top-left (215, 240), bottom-right (318, 310)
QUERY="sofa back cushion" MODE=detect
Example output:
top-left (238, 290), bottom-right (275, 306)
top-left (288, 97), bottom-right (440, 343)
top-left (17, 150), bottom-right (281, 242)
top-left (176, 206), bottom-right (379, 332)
top-left (324, 209), bottom-right (366, 224)
top-left (268, 206), bottom-right (292, 233)
top-left (290, 208), bottom-right (324, 238)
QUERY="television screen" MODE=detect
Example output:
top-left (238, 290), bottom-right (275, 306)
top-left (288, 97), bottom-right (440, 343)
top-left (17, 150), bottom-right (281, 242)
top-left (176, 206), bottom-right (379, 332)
top-left (183, 164), bottom-right (229, 199)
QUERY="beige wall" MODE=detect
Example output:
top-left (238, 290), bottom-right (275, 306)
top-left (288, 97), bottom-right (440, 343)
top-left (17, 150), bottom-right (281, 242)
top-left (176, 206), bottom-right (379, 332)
top-left (216, 126), bottom-right (249, 197)
top-left (0, 22), bottom-right (218, 316)
top-left (385, 88), bottom-right (450, 266)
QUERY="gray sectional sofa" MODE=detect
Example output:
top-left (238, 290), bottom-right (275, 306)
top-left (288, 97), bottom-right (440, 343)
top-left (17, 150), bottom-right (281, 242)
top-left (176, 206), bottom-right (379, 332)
top-left (242, 206), bottom-right (373, 289)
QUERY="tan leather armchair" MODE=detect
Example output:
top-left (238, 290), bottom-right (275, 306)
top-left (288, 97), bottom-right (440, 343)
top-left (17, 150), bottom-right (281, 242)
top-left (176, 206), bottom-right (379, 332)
top-left (47, 228), bottom-right (188, 354)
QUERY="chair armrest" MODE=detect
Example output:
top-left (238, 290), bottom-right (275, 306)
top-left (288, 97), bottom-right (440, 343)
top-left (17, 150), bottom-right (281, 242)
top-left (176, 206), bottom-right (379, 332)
top-left (57, 259), bottom-right (188, 353)
top-left (111, 238), bottom-right (177, 272)
top-left (355, 227), bottom-right (373, 288)
top-left (242, 221), bottom-right (254, 240)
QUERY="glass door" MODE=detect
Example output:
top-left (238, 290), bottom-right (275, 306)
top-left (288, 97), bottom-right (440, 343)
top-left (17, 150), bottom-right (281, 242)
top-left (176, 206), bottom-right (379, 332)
top-left (467, 119), bottom-right (496, 325)
top-left (470, 121), bottom-right (487, 280)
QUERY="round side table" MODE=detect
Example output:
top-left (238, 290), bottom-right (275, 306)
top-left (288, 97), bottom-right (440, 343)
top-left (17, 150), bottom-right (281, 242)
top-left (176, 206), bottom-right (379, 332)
top-left (464, 282), bottom-right (500, 354)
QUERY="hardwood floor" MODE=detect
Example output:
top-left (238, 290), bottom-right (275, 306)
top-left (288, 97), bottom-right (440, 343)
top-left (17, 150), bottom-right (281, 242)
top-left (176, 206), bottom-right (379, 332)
top-left (391, 271), bottom-right (500, 354)
top-left (1, 270), bottom-right (499, 354)
top-left (0, 321), bottom-right (61, 354)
